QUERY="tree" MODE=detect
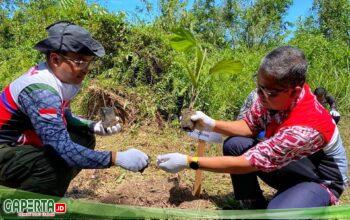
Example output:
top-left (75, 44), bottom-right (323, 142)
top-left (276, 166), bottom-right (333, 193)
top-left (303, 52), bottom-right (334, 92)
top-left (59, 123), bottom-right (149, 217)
top-left (156, 0), bottom-right (189, 30)
top-left (191, 0), bottom-right (227, 48)
top-left (190, 0), bottom-right (292, 48)
top-left (310, 0), bottom-right (350, 43)
top-left (236, 0), bottom-right (292, 48)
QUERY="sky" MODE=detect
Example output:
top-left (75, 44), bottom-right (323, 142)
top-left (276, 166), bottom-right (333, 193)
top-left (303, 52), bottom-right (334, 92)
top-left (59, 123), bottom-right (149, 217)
top-left (94, 0), bottom-right (314, 37)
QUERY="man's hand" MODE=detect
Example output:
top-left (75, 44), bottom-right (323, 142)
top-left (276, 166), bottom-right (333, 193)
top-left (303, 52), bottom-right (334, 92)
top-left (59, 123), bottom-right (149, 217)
top-left (156, 153), bottom-right (188, 173)
top-left (116, 149), bottom-right (149, 172)
top-left (330, 109), bottom-right (340, 124)
top-left (190, 111), bottom-right (215, 131)
top-left (93, 117), bottom-right (122, 136)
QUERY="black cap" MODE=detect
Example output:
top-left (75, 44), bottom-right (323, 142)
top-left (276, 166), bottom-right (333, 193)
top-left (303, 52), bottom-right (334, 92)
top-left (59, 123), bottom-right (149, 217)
top-left (34, 21), bottom-right (105, 57)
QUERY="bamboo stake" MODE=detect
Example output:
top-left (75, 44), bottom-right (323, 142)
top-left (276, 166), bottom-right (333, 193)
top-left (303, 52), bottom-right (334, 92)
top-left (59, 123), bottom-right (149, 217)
top-left (193, 139), bottom-right (206, 196)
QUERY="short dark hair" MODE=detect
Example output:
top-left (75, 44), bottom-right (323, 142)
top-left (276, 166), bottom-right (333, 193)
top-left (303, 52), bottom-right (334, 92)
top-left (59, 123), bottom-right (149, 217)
top-left (258, 46), bottom-right (308, 87)
top-left (314, 87), bottom-right (327, 96)
top-left (45, 50), bottom-right (67, 61)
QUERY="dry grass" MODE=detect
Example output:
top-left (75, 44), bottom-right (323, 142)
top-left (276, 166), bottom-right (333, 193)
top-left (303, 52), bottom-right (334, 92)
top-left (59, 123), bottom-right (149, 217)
top-left (66, 119), bottom-right (350, 209)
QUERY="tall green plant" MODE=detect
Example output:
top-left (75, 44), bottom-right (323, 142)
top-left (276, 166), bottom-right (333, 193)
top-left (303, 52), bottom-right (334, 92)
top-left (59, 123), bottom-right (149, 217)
top-left (169, 28), bottom-right (243, 109)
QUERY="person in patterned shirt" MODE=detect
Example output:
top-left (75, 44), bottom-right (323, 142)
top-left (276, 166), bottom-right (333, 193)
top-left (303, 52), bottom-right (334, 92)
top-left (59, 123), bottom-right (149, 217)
top-left (0, 21), bottom-right (149, 196)
top-left (237, 89), bottom-right (266, 141)
top-left (157, 46), bottom-right (348, 209)
top-left (314, 87), bottom-right (341, 124)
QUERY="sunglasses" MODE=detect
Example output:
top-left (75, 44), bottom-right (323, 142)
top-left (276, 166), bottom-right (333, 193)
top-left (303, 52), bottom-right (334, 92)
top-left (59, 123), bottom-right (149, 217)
top-left (59, 54), bottom-right (95, 69)
top-left (257, 84), bottom-right (291, 98)
top-left (252, 72), bottom-right (292, 98)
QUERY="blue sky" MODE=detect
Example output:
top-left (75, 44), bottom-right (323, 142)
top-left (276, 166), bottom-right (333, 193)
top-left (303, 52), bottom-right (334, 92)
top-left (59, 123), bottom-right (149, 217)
top-left (95, 0), bottom-right (314, 35)
top-left (97, 0), bottom-right (313, 22)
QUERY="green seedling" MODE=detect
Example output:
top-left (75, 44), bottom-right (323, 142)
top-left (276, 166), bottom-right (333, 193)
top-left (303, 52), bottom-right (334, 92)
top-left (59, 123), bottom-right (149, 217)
top-left (169, 28), bottom-right (243, 131)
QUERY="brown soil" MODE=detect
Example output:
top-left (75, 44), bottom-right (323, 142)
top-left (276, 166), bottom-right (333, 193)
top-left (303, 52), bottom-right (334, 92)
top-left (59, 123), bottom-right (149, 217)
top-left (180, 108), bottom-right (196, 132)
top-left (65, 124), bottom-right (281, 210)
top-left (65, 121), bottom-right (350, 209)
top-left (66, 162), bottom-right (238, 209)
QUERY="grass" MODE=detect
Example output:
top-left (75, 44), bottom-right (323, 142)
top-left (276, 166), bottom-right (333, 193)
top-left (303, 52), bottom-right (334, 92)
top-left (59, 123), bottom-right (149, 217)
top-left (337, 116), bottom-right (350, 204)
top-left (67, 117), bottom-right (350, 209)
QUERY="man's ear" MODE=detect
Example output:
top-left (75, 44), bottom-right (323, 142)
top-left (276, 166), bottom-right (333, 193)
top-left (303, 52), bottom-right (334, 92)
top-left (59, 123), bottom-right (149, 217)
top-left (291, 85), bottom-right (302, 98)
top-left (49, 53), bottom-right (61, 67)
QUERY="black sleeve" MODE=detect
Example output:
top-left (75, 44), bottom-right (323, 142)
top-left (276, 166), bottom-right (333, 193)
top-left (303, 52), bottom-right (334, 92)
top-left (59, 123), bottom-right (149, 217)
top-left (326, 94), bottom-right (337, 110)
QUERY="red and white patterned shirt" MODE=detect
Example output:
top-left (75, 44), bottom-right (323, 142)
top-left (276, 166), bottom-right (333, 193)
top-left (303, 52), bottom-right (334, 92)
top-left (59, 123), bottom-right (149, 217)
top-left (242, 87), bottom-right (341, 204)
top-left (242, 87), bottom-right (326, 171)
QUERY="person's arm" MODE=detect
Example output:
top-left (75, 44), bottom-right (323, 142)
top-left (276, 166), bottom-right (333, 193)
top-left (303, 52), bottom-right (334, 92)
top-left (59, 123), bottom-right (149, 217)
top-left (213, 120), bottom-right (253, 137)
top-left (65, 107), bottom-right (122, 136)
top-left (190, 111), bottom-right (254, 137)
top-left (157, 126), bottom-right (325, 174)
top-left (18, 87), bottom-right (112, 168)
top-left (188, 155), bottom-right (258, 174)
top-left (325, 94), bottom-right (340, 123)
top-left (64, 108), bottom-right (95, 132)
top-left (326, 94), bottom-right (337, 110)
top-left (213, 94), bottom-right (266, 137)
top-left (243, 126), bottom-right (325, 172)
top-left (18, 87), bottom-right (148, 171)
top-left (190, 93), bottom-right (265, 137)
top-left (156, 153), bottom-right (257, 174)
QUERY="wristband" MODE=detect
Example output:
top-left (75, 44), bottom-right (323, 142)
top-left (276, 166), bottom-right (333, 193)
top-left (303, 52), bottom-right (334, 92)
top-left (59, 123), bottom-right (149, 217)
top-left (189, 156), bottom-right (200, 170)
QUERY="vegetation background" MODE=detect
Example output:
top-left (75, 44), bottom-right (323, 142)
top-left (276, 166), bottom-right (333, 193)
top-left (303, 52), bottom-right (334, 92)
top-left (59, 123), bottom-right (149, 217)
top-left (0, 0), bottom-right (349, 209)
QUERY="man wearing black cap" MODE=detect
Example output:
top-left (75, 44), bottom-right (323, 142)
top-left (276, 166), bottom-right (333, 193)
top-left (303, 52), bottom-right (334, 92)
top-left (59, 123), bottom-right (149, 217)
top-left (0, 21), bottom-right (149, 196)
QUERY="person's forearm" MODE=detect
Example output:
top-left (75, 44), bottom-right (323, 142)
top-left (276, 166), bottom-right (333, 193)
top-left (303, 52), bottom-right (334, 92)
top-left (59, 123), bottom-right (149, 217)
top-left (213, 119), bottom-right (253, 137)
top-left (65, 110), bottom-right (94, 128)
top-left (326, 95), bottom-right (337, 110)
top-left (111, 151), bottom-right (116, 166)
top-left (188, 155), bottom-right (258, 174)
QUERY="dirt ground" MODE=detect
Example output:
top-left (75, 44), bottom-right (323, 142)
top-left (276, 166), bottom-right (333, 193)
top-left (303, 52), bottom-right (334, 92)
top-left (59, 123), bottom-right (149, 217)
top-left (66, 118), bottom-right (350, 209)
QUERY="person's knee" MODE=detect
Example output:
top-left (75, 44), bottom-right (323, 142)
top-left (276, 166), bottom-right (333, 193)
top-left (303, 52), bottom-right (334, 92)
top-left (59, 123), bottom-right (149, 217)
top-left (20, 176), bottom-right (67, 197)
top-left (223, 136), bottom-right (255, 156)
top-left (20, 156), bottom-right (75, 197)
top-left (267, 182), bottom-right (331, 209)
top-left (0, 147), bottom-right (74, 197)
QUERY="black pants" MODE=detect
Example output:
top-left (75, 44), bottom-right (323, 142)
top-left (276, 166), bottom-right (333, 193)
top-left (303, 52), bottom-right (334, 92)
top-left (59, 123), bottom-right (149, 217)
top-left (0, 128), bottom-right (95, 197)
top-left (223, 136), bottom-right (331, 209)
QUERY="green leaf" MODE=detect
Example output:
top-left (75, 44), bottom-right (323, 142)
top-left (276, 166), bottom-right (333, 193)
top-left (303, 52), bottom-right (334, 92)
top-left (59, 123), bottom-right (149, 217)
top-left (58, 0), bottom-right (75, 9)
top-left (209, 59), bottom-right (243, 75)
top-left (196, 47), bottom-right (207, 84)
top-left (178, 86), bottom-right (188, 96)
top-left (195, 46), bottom-right (206, 79)
top-left (186, 64), bottom-right (197, 88)
top-left (169, 28), bottom-right (196, 52)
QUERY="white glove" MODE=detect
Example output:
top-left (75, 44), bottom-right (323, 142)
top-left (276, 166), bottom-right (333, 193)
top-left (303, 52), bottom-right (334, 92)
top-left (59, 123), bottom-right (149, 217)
top-left (330, 109), bottom-right (340, 117)
top-left (190, 111), bottom-right (215, 131)
top-left (93, 118), bottom-right (122, 136)
top-left (156, 153), bottom-right (188, 173)
top-left (116, 148), bottom-right (149, 172)
top-left (330, 109), bottom-right (340, 124)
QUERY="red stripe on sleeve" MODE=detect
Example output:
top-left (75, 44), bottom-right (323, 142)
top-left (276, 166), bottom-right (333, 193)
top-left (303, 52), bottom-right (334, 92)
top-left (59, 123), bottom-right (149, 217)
top-left (39, 108), bottom-right (57, 114)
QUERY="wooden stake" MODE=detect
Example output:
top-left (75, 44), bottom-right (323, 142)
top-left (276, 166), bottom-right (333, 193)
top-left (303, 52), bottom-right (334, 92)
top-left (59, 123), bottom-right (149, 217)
top-left (193, 139), bottom-right (206, 196)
